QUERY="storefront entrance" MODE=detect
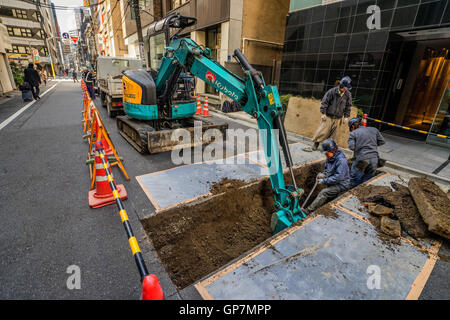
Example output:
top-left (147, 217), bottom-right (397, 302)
top-left (382, 28), bottom-right (450, 145)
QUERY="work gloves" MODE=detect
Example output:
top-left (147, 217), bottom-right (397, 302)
top-left (317, 172), bottom-right (325, 185)
top-left (321, 114), bottom-right (327, 121)
top-left (344, 117), bottom-right (349, 124)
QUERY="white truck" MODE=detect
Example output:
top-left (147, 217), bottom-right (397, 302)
top-left (96, 56), bottom-right (143, 117)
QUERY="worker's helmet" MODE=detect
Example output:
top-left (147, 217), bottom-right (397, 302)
top-left (348, 117), bottom-right (360, 129)
top-left (321, 139), bottom-right (338, 154)
top-left (339, 76), bottom-right (352, 90)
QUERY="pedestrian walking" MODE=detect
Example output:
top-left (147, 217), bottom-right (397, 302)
top-left (24, 63), bottom-right (41, 100)
top-left (303, 139), bottom-right (351, 214)
top-left (304, 76), bottom-right (353, 152)
top-left (347, 118), bottom-right (386, 187)
top-left (40, 69), bottom-right (47, 86)
top-left (73, 70), bottom-right (79, 83)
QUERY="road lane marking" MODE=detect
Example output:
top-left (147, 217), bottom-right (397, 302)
top-left (0, 82), bottom-right (59, 131)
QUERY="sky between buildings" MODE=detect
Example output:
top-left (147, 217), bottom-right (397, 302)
top-left (52, 0), bottom-right (84, 34)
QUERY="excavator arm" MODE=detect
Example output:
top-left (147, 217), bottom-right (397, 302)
top-left (155, 35), bottom-right (307, 233)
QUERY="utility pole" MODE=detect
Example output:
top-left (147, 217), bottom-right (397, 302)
top-left (131, 0), bottom-right (147, 68)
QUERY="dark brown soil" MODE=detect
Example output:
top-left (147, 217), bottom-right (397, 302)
top-left (314, 203), bottom-right (339, 219)
top-left (209, 178), bottom-right (247, 194)
top-left (352, 182), bottom-right (429, 239)
top-left (409, 178), bottom-right (450, 239)
top-left (141, 161), bottom-right (324, 289)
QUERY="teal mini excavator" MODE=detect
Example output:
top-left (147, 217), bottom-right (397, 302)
top-left (118, 14), bottom-right (307, 233)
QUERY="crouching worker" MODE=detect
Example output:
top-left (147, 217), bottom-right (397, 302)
top-left (348, 118), bottom-right (385, 187)
top-left (304, 139), bottom-right (350, 214)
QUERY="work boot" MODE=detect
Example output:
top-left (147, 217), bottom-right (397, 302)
top-left (303, 142), bottom-right (319, 152)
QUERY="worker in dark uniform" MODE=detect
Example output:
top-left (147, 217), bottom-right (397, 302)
top-left (85, 68), bottom-right (95, 100)
top-left (304, 76), bottom-right (352, 152)
top-left (304, 139), bottom-right (351, 214)
top-left (348, 118), bottom-right (386, 187)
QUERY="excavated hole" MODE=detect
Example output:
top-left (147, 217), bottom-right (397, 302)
top-left (141, 161), bottom-right (327, 289)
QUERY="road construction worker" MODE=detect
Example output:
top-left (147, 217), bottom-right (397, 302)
top-left (348, 118), bottom-right (385, 187)
top-left (304, 139), bottom-right (351, 214)
top-left (85, 68), bottom-right (95, 100)
top-left (304, 76), bottom-right (352, 152)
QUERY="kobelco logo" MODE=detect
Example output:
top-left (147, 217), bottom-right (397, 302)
top-left (206, 71), bottom-right (216, 84)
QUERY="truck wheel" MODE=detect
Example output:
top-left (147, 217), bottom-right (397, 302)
top-left (101, 92), bottom-right (106, 108)
top-left (107, 99), bottom-right (116, 118)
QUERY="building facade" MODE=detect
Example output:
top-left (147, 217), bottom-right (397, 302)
top-left (280, 0), bottom-right (450, 146)
top-left (120, 0), bottom-right (162, 60)
top-left (0, 0), bottom-right (54, 73)
top-left (141, 0), bottom-right (289, 98)
top-left (92, 0), bottom-right (128, 58)
top-left (0, 22), bottom-right (15, 93)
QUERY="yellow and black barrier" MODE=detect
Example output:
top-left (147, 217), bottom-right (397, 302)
top-left (366, 116), bottom-right (449, 140)
top-left (95, 141), bottom-right (164, 300)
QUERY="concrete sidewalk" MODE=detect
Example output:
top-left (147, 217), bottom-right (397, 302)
top-left (211, 110), bottom-right (450, 181)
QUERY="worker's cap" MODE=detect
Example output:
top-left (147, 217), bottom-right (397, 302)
top-left (321, 139), bottom-right (338, 153)
top-left (339, 76), bottom-right (352, 90)
top-left (348, 117), bottom-right (360, 129)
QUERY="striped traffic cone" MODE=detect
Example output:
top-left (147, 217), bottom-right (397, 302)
top-left (195, 95), bottom-right (202, 115)
top-left (89, 148), bottom-right (127, 208)
top-left (202, 96), bottom-right (211, 117)
top-left (362, 113), bottom-right (367, 127)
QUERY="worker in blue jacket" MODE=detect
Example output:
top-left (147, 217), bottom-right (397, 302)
top-left (347, 118), bottom-right (385, 187)
top-left (304, 139), bottom-right (351, 214)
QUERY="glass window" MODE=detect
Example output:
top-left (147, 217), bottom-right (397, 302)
top-left (36, 30), bottom-right (46, 39)
top-left (171, 0), bottom-right (189, 10)
top-left (12, 9), bottom-right (27, 19)
top-left (149, 32), bottom-right (166, 71)
top-left (111, 59), bottom-right (130, 67)
top-left (39, 47), bottom-right (48, 56)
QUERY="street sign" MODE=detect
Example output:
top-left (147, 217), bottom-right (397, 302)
top-left (70, 36), bottom-right (79, 44)
top-left (62, 32), bottom-right (69, 40)
top-left (83, 0), bottom-right (90, 6)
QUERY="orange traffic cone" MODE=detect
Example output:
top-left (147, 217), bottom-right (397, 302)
top-left (202, 96), bottom-right (211, 117)
top-left (88, 149), bottom-right (127, 208)
top-left (195, 95), bottom-right (202, 115)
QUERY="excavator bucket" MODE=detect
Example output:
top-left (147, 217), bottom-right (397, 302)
top-left (270, 209), bottom-right (305, 234)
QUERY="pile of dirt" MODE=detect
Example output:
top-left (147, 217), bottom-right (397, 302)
top-left (141, 161), bottom-right (324, 289)
top-left (284, 96), bottom-right (359, 148)
top-left (409, 178), bottom-right (450, 240)
top-left (352, 182), bottom-right (429, 239)
top-left (209, 178), bottom-right (247, 195)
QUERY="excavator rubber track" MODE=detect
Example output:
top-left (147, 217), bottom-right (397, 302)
top-left (116, 115), bottom-right (228, 154)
